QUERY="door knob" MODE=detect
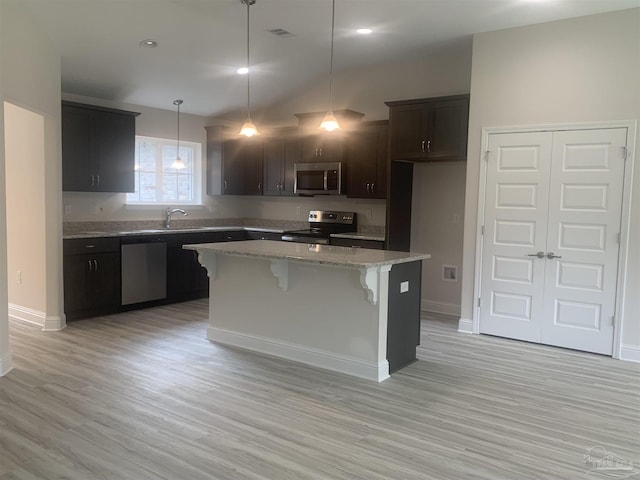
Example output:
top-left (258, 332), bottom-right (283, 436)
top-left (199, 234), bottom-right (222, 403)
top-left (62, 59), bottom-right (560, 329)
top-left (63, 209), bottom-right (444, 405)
top-left (527, 251), bottom-right (545, 258)
top-left (546, 252), bottom-right (562, 259)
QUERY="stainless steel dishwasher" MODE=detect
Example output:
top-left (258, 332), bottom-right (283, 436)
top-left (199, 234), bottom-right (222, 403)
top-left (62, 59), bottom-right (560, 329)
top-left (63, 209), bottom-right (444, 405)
top-left (121, 236), bottom-right (167, 305)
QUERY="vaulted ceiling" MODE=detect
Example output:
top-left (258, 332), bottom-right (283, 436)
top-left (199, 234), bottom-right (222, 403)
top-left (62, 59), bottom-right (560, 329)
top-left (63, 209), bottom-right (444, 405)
top-left (21, 0), bottom-right (640, 117)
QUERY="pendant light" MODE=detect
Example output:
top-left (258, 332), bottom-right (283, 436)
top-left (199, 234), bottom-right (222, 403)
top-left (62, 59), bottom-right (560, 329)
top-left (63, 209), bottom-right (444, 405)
top-left (171, 99), bottom-right (186, 170)
top-left (239, 0), bottom-right (259, 137)
top-left (320, 0), bottom-right (339, 132)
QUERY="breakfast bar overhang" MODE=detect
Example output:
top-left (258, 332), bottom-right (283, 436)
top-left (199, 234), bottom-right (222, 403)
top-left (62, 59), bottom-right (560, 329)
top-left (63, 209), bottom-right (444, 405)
top-left (184, 241), bottom-right (430, 382)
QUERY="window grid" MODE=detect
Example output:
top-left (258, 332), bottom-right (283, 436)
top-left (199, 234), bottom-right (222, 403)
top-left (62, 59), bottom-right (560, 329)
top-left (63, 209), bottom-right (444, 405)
top-left (127, 136), bottom-right (201, 205)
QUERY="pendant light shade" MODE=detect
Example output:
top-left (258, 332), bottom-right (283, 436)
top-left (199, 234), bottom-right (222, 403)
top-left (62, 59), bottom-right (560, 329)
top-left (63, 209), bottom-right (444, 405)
top-left (321, 0), bottom-right (339, 132)
top-left (171, 99), bottom-right (186, 170)
top-left (239, 0), bottom-right (259, 137)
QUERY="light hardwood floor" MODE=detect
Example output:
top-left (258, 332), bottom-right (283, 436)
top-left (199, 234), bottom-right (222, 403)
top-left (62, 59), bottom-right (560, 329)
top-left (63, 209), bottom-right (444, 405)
top-left (1, 300), bottom-right (638, 479)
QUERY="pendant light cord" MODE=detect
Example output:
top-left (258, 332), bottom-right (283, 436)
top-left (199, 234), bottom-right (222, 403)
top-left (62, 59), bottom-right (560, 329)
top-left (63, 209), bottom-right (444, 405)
top-left (174, 99), bottom-right (182, 156)
top-left (246, 0), bottom-right (252, 121)
top-left (328, 0), bottom-right (336, 112)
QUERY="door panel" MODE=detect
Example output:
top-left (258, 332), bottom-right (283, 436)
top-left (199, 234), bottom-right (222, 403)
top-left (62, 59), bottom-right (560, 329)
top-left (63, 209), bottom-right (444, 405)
top-left (480, 128), bottom-right (626, 355)
top-left (480, 132), bottom-right (552, 342)
top-left (541, 128), bottom-right (626, 354)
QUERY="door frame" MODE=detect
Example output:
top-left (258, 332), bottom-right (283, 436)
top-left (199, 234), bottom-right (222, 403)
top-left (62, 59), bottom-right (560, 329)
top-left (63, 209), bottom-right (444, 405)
top-left (470, 120), bottom-right (637, 359)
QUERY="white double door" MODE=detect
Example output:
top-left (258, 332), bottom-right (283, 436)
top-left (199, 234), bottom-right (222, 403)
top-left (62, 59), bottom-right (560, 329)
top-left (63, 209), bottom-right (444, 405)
top-left (480, 128), bottom-right (627, 355)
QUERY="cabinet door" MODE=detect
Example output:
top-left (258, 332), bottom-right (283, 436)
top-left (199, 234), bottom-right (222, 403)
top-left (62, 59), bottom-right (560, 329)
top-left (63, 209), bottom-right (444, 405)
top-left (243, 139), bottom-right (264, 196)
top-left (90, 253), bottom-right (120, 309)
top-left (388, 104), bottom-right (427, 161)
top-left (63, 255), bottom-right (91, 313)
top-left (301, 132), bottom-right (344, 163)
top-left (263, 131), bottom-right (300, 196)
top-left (62, 106), bottom-right (92, 191)
top-left (263, 137), bottom-right (285, 196)
top-left (221, 138), bottom-right (247, 195)
top-left (346, 123), bottom-right (388, 199)
top-left (425, 98), bottom-right (469, 161)
top-left (346, 127), bottom-right (376, 197)
top-left (92, 111), bottom-right (136, 192)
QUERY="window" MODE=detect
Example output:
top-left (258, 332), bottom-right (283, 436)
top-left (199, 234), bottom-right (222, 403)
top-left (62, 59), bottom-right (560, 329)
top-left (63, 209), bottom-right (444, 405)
top-left (126, 136), bottom-right (202, 205)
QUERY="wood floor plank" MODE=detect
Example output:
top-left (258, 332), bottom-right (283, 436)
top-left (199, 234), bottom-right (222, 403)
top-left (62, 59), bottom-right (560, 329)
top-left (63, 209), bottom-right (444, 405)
top-left (1, 299), bottom-right (638, 479)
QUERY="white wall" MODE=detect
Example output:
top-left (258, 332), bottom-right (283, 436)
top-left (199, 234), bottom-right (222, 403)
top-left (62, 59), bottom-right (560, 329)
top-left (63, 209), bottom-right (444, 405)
top-left (461, 9), bottom-right (640, 358)
top-left (0, 0), bottom-right (12, 376)
top-left (412, 162), bottom-right (466, 315)
top-left (4, 102), bottom-right (47, 314)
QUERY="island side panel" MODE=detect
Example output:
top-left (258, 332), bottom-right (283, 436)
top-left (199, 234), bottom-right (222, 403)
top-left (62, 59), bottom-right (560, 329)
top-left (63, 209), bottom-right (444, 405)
top-left (387, 260), bottom-right (422, 372)
top-left (199, 252), bottom-right (391, 381)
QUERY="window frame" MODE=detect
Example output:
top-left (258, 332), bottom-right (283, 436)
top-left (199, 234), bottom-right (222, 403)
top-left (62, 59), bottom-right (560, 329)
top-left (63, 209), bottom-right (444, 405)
top-left (126, 135), bottom-right (203, 206)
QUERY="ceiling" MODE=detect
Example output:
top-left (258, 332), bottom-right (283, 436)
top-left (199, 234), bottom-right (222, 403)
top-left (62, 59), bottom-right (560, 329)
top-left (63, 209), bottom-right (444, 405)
top-left (21, 0), bottom-right (640, 118)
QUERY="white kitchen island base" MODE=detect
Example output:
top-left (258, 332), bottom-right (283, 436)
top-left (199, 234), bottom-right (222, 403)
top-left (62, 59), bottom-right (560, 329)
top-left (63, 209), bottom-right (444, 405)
top-left (186, 241), bottom-right (429, 382)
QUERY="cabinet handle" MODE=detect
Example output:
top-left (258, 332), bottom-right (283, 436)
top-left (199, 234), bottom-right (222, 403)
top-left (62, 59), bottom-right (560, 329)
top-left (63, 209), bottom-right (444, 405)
top-left (546, 252), bottom-right (562, 259)
top-left (258, 182), bottom-right (262, 193)
top-left (88, 260), bottom-right (93, 272)
top-left (366, 183), bottom-right (370, 193)
top-left (93, 259), bottom-right (98, 272)
top-left (426, 140), bottom-right (431, 153)
top-left (421, 140), bottom-right (426, 152)
top-left (84, 244), bottom-right (96, 249)
top-left (371, 183), bottom-right (375, 192)
top-left (224, 180), bottom-right (228, 192)
top-left (96, 174), bottom-right (100, 187)
top-left (527, 251), bottom-right (545, 259)
top-left (91, 174), bottom-right (95, 187)
top-left (319, 148), bottom-right (323, 156)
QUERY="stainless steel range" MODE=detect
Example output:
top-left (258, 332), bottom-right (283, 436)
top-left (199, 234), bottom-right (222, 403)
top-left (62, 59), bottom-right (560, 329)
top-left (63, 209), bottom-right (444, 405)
top-left (281, 210), bottom-right (357, 245)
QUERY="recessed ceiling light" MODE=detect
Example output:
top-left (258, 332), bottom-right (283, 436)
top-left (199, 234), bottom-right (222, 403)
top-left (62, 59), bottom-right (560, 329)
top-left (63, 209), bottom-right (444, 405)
top-left (356, 28), bottom-right (372, 35)
top-left (139, 39), bottom-right (158, 48)
top-left (237, 67), bottom-right (249, 75)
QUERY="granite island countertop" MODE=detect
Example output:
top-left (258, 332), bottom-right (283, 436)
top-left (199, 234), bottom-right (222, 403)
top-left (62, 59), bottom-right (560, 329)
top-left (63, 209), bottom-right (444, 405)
top-left (184, 240), bottom-right (429, 268)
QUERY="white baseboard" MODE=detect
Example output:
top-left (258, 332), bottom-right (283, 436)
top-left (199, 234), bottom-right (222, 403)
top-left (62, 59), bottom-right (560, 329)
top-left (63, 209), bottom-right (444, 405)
top-left (43, 315), bottom-right (66, 332)
top-left (421, 300), bottom-right (460, 317)
top-left (207, 326), bottom-right (390, 382)
top-left (458, 317), bottom-right (474, 333)
top-left (0, 350), bottom-right (14, 376)
top-left (619, 344), bottom-right (640, 363)
top-left (8, 304), bottom-right (66, 331)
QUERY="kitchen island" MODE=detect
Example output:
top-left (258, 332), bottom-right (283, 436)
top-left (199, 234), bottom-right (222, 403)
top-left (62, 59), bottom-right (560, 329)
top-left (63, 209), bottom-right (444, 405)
top-left (184, 240), bottom-right (430, 381)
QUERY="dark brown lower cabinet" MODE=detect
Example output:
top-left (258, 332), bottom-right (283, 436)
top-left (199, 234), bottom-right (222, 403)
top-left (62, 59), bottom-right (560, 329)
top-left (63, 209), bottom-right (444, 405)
top-left (63, 238), bottom-right (120, 320)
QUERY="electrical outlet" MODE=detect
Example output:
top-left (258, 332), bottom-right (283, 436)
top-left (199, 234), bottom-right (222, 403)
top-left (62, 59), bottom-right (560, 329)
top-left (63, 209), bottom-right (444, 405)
top-left (400, 281), bottom-right (409, 293)
top-left (296, 206), bottom-right (301, 218)
top-left (64, 204), bottom-right (72, 215)
top-left (453, 213), bottom-right (460, 224)
top-left (365, 209), bottom-right (372, 220)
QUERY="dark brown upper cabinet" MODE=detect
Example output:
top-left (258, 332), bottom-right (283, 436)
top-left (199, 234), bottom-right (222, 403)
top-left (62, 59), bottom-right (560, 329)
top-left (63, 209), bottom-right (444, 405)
top-left (62, 101), bottom-right (139, 192)
top-left (294, 109), bottom-right (365, 164)
top-left (385, 94), bottom-right (469, 162)
top-left (262, 127), bottom-right (300, 196)
top-left (206, 125), bottom-right (263, 196)
top-left (346, 121), bottom-right (388, 199)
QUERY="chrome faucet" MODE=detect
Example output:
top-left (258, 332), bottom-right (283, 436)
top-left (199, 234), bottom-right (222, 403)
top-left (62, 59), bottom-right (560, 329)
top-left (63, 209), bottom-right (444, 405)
top-left (164, 207), bottom-right (187, 228)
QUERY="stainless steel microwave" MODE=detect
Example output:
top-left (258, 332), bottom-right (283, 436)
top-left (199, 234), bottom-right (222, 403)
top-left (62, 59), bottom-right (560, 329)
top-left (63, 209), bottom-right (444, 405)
top-left (294, 162), bottom-right (342, 195)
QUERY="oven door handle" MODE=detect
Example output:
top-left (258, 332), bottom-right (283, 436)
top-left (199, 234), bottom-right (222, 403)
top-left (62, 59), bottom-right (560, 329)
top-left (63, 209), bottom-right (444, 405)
top-left (281, 235), bottom-right (329, 245)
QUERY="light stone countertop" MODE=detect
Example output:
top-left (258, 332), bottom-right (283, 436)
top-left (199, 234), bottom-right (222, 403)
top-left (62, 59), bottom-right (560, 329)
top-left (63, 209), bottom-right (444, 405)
top-left (64, 226), bottom-right (284, 239)
top-left (184, 240), bottom-right (430, 268)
